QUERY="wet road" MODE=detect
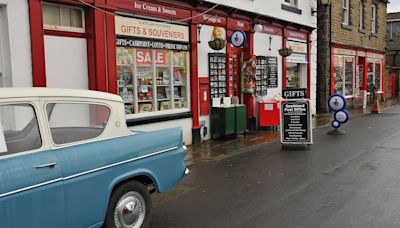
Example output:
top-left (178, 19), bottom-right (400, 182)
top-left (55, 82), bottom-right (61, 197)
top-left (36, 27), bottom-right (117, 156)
top-left (150, 105), bottom-right (400, 228)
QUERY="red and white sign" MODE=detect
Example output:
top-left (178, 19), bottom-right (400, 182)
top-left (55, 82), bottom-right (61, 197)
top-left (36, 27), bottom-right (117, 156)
top-left (131, 0), bottom-right (191, 20)
top-left (136, 49), bottom-right (169, 66)
top-left (366, 52), bottom-right (384, 59)
top-left (334, 48), bottom-right (356, 56)
top-left (287, 41), bottom-right (307, 54)
top-left (193, 13), bottom-right (227, 27)
top-left (115, 16), bottom-right (189, 42)
top-left (227, 18), bottom-right (250, 31)
top-left (261, 26), bottom-right (282, 36)
top-left (285, 30), bottom-right (308, 40)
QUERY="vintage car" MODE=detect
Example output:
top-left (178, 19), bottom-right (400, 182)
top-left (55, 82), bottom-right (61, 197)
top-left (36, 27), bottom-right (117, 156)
top-left (0, 88), bottom-right (188, 228)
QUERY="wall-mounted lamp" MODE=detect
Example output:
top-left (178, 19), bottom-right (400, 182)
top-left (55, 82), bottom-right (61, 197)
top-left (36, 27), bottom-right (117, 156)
top-left (253, 23), bottom-right (263, 33)
top-left (197, 24), bottom-right (203, 43)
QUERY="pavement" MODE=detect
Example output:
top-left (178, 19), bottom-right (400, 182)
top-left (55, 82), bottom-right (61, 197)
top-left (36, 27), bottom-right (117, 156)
top-left (150, 97), bottom-right (400, 228)
top-left (185, 98), bottom-right (400, 166)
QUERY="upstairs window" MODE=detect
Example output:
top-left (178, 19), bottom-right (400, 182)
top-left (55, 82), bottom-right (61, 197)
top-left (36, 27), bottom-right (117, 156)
top-left (342, 0), bottom-right (350, 25)
top-left (42, 2), bottom-right (85, 33)
top-left (284, 0), bottom-right (298, 8)
top-left (359, 1), bottom-right (365, 30)
top-left (371, 4), bottom-right (377, 34)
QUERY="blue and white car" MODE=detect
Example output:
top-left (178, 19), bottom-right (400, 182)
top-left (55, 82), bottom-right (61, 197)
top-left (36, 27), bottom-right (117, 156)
top-left (0, 88), bottom-right (188, 228)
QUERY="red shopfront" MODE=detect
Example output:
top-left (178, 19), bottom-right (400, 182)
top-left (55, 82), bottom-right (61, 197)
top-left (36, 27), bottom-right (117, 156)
top-left (331, 46), bottom-right (385, 102)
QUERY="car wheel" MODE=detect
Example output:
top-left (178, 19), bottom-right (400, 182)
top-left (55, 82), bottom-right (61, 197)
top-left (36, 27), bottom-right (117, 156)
top-left (105, 181), bottom-right (152, 228)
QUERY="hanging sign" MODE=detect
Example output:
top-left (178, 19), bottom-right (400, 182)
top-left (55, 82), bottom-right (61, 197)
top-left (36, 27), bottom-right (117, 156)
top-left (267, 57), bottom-right (278, 88)
top-left (230, 30), bottom-right (246, 48)
top-left (281, 100), bottom-right (313, 144)
top-left (115, 16), bottom-right (189, 42)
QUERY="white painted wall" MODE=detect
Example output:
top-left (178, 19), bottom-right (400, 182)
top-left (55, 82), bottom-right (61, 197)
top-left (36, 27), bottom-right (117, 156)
top-left (44, 36), bottom-right (89, 89)
top-left (0, 0), bottom-right (33, 87)
top-left (128, 118), bottom-right (193, 145)
top-left (205, 0), bottom-right (317, 28)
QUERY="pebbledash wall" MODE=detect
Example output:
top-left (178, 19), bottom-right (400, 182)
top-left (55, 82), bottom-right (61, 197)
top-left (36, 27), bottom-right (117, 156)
top-left (26, 0), bottom-right (317, 145)
top-left (0, 0), bottom-right (33, 88)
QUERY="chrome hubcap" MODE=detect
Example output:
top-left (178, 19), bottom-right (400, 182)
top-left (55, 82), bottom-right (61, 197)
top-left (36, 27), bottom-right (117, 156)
top-left (114, 191), bottom-right (146, 228)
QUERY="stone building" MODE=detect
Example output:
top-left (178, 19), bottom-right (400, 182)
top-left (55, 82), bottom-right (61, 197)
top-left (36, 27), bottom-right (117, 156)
top-left (317, 0), bottom-right (388, 112)
top-left (386, 12), bottom-right (400, 98)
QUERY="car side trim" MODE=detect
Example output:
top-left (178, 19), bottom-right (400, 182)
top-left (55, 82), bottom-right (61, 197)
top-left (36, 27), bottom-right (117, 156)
top-left (62, 146), bottom-right (178, 181)
top-left (0, 178), bottom-right (63, 198)
top-left (0, 146), bottom-right (179, 199)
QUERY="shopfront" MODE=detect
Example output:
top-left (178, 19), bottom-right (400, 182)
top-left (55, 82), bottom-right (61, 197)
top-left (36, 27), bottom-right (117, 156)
top-left (283, 30), bottom-right (310, 95)
top-left (331, 47), bottom-right (385, 103)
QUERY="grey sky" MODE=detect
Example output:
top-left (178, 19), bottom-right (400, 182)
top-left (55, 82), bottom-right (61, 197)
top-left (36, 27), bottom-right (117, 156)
top-left (388, 1), bottom-right (400, 13)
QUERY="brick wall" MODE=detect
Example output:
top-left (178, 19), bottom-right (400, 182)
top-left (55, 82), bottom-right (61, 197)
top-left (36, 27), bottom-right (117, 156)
top-left (331, 0), bottom-right (387, 51)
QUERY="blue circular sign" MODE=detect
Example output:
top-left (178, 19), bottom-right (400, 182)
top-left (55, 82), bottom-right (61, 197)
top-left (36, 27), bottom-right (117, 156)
top-left (328, 94), bottom-right (346, 111)
top-left (334, 110), bottom-right (350, 124)
top-left (332, 120), bottom-right (341, 129)
top-left (230, 30), bottom-right (246, 48)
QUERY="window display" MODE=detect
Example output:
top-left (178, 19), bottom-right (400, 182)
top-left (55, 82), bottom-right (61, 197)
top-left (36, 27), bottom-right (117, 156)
top-left (255, 56), bottom-right (268, 97)
top-left (286, 63), bottom-right (306, 88)
top-left (209, 53), bottom-right (227, 99)
top-left (334, 56), bottom-right (354, 96)
top-left (116, 47), bottom-right (189, 115)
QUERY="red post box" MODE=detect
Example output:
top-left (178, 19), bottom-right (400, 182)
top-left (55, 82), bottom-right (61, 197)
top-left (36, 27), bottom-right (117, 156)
top-left (258, 101), bottom-right (280, 128)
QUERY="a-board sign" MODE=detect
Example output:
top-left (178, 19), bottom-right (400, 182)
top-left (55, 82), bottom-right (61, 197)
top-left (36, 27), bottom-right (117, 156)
top-left (282, 88), bottom-right (308, 99)
top-left (267, 57), bottom-right (278, 88)
top-left (280, 99), bottom-right (313, 144)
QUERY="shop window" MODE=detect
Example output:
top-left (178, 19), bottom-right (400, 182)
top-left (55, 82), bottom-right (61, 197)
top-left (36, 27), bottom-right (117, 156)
top-left (342, 0), bottom-right (350, 25)
top-left (116, 47), bottom-right (189, 115)
top-left (371, 4), bottom-right (377, 34)
top-left (42, 2), bottom-right (85, 33)
top-left (334, 56), bottom-right (354, 96)
top-left (286, 63), bottom-right (307, 89)
top-left (368, 59), bottom-right (382, 92)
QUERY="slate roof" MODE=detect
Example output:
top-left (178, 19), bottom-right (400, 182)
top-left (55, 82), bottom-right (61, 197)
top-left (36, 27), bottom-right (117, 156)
top-left (387, 13), bottom-right (400, 51)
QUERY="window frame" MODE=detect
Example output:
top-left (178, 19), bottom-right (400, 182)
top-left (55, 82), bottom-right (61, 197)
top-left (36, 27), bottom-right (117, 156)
top-left (342, 0), bottom-right (350, 25)
top-left (334, 55), bottom-right (355, 98)
top-left (371, 4), bottom-right (377, 34)
top-left (0, 102), bottom-right (43, 158)
top-left (44, 101), bottom-right (112, 147)
top-left (42, 2), bottom-right (85, 33)
top-left (284, 0), bottom-right (298, 8)
top-left (359, 1), bottom-right (365, 30)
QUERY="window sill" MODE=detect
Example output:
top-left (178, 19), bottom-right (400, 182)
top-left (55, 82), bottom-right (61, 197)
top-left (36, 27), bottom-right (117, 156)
top-left (341, 24), bottom-right (353, 30)
top-left (358, 28), bottom-right (366, 34)
top-left (281, 4), bottom-right (302, 14)
top-left (371, 33), bottom-right (378, 38)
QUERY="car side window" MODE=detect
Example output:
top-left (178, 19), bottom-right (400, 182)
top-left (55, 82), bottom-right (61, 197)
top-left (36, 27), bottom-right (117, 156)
top-left (0, 104), bottom-right (42, 156)
top-left (46, 103), bottom-right (110, 145)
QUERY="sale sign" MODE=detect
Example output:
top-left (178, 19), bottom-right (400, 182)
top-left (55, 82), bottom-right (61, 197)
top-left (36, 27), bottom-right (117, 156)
top-left (136, 49), bottom-right (169, 66)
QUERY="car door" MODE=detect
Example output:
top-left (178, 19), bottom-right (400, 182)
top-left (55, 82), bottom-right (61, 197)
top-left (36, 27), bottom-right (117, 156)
top-left (0, 102), bottom-right (65, 228)
top-left (45, 101), bottom-right (114, 228)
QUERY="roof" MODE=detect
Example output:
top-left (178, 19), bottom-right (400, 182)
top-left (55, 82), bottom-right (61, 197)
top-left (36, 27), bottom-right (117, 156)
top-left (0, 88), bottom-right (123, 102)
top-left (388, 12), bottom-right (400, 20)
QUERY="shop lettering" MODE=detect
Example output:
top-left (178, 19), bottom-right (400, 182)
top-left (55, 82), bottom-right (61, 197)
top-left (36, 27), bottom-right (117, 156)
top-left (116, 38), bottom-right (190, 51)
top-left (134, 2), bottom-right (177, 16)
top-left (136, 50), bottom-right (168, 65)
top-left (287, 31), bottom-right (306, 40)
top-left (120, 25), bottom-right (141, 35)
top-left (283, 90), bottom-right (306, 98)
top-left (203, 15), bottom-right (222, 24)
top-left (148, 28), bottom-right (184, 39)
top-left (237, 21), bottom-right (244, 28)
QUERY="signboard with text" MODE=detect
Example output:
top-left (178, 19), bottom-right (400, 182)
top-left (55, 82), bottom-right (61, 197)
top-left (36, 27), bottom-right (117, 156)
top-left (267, 57), bottom-right (278, 88)
top-left (115, 16), bottom-right (189, 42)
top-left (281, 100), bottom-right (312, 144)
